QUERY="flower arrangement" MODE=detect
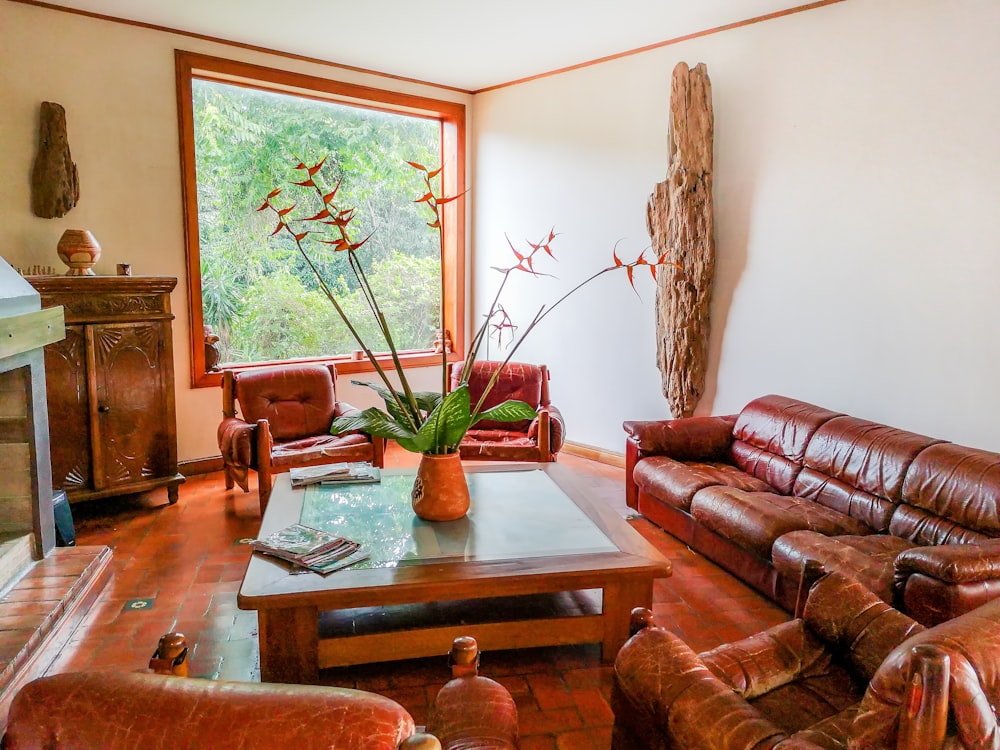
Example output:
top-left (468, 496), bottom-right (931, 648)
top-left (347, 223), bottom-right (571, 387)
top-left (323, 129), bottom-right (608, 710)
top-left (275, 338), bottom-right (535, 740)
top-left (258, 157), bottom-right (668, 457)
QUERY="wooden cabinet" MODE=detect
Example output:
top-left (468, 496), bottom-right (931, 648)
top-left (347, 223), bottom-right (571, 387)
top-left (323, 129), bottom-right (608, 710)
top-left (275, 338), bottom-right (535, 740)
top-left (29, 276), bottom-right (184, 504)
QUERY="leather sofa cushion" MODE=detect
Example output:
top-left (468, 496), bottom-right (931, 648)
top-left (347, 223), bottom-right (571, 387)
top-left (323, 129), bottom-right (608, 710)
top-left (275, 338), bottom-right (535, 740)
top-left (236, 365), bottom-right (337, 441)
top-left (889, 503), bottom-right (993, 546)
top-left (633, 457), bottom-right (773, 512)
top-left (800, 416), bottom-right (939, 505)
top-left (700, 620), bottom-right (860, 735)
top-left (900, 442), bottom-right (1000, 535)
top-left (691, 488), bottom-right (873, 560)
top-left (771, 531), bottom-right (916, 603)
top-left (792, 468), bottom-right (897, 533)
top-left (452, 361), bottom-right (541, 432)
top-left (270, 433), bottom-right (372, 467)
top-left (731, 395), bottom-right (843, 494)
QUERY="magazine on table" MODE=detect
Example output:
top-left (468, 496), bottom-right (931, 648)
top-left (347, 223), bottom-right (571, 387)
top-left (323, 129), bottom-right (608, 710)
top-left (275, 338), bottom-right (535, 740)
top-left (249, 523), bottom-right (368, 574)
top-left (288, 462), bottom-right (381, 488)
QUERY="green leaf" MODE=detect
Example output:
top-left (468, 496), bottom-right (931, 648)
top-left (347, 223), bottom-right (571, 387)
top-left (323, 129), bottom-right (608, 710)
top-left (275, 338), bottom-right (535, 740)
top-left (331, 407), bottom-right (417, 441)
top-left (412, 386), bottom-right (473, 453)
top-left (350, 380), bottom-right (413, 425)
top-left (472, 399), bottom-right (538, 426)
top-left (412, 390), bottom-right (444, 412)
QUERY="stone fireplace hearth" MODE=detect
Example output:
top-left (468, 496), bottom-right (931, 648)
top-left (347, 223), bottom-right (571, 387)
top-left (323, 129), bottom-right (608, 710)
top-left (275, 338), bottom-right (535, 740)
top-left (0, 259), bottom-right (113, 727)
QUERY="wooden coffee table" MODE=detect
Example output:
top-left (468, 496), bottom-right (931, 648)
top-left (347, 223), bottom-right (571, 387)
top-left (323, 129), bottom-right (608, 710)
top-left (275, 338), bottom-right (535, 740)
top-left (238, 463), bottom-right (671, 683)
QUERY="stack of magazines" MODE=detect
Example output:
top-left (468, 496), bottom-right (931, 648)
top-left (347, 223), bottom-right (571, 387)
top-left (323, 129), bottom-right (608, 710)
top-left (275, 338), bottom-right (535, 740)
top-left (289, 462), bottom-right (380, 488)
top-left (250, 523), bottom-right (368, 574)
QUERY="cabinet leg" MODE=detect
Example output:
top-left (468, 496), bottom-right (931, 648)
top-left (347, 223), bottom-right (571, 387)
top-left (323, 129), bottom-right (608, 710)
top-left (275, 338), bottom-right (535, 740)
top-left (168, 485), bottom-right (179, 504)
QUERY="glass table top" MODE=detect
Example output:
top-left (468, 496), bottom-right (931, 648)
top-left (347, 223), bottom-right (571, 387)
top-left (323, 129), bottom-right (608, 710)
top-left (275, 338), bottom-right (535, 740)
top-left (298, 468), bottom-right (618, 569)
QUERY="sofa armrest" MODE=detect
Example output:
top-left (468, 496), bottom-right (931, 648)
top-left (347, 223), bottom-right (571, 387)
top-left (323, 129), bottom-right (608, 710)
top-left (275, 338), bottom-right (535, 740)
top-left (803, 572), bottom-right (923, 680)
top-left (623, 415), bottom-right (737, 459)
top-left (217, 416), bottom-right (257, 493)
top-left (614, 615), bottom-right (789, 749)
top-left (428, 636), bottom-right (518, 750)
top-left (4, 672), bottom-right (421, 750)
top-left (895, 541), bottom-right (1000, 584)
top-left (527, 405), bottom-right (565, 456)
top-left (623, 415), bottom-right (736, 509)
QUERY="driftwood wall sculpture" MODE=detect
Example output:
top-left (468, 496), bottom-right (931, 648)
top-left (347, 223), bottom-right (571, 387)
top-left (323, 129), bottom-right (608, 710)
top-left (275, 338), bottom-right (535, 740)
top-left (31, 102), bottom-right (79, 218)
top-left (647, 62), bottom-right (715, 418)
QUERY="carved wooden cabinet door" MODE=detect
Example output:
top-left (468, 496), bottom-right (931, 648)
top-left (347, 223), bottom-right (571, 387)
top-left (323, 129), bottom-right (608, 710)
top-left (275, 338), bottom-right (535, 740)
top-left (29, 276), bottom-right (184, 505)
top-left (43, 325), bottom-right (91, 492)
top-left (90, 322), bottom-right (172, 491)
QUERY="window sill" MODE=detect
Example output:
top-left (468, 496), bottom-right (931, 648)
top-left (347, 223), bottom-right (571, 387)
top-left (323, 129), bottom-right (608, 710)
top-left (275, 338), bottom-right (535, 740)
top-left (193, 351), bottom-right (462, 389)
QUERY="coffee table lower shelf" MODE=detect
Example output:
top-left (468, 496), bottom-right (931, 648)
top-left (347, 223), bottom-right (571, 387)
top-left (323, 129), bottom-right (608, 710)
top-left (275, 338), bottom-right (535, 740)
top-left (252, 577), bottom-right (654, 684)
top-left (318, 589), bottom-right (605, 667)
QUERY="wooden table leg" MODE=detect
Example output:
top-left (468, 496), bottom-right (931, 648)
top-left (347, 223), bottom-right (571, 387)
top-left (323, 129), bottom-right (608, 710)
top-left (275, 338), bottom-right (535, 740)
top-left (258, 606), bottom-right (319, 683)
top-left (601, 579), bottom-right (653, 662)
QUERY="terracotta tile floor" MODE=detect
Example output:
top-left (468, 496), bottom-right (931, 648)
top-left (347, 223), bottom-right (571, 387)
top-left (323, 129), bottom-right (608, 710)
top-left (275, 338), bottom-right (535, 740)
top-left (46, 449), bottom-right (788, 749)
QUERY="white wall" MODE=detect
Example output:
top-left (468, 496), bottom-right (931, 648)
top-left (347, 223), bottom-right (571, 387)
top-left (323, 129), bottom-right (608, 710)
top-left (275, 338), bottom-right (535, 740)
top-left (0, 2), bottom-right (470, 461)
top-left (4, 0), bottom-right (999, 463)
top-left (472, 0), bottom-right (1000, 453)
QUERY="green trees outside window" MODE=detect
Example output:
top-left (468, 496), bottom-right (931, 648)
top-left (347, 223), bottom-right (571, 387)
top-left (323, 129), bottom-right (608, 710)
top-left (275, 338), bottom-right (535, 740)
top-left (192, 79), bottom-right (442, 365)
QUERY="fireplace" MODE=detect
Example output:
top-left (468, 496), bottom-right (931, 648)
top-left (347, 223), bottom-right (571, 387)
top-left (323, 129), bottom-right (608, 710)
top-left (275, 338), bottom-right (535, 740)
top-left (0, 258), bottom-right (64, 577)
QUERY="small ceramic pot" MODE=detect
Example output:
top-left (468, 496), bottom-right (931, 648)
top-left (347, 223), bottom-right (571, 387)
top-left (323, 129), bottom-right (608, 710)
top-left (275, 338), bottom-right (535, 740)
top-left (56, 229), bottom-right (101, 276)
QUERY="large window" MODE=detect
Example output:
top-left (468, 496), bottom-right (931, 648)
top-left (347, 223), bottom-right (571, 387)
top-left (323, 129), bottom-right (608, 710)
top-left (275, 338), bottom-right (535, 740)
top-left (176, 52), bottom-right (465, 387)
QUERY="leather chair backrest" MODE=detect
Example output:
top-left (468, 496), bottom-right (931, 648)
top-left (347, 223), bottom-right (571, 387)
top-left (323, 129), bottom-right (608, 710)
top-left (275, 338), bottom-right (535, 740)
top-left (851, 595), bottom-right (1000, 748)
top-left (731, 394), bottom-right (842, 495)
top-left (235, 365), bottom-right (337, 441)
top-left (890, 442), bottom-right (1000, 545)
top-left (792, 416), bottom-right (940, 533)
top-left (450, 361), bottom-right (541, 432)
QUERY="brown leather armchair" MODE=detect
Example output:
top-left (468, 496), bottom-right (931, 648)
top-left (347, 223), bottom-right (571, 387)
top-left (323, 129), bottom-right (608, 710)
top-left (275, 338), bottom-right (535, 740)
top-left (612, 571), bottom-right (1000, 749)
top-left (3, 636), bottom-right (518, 749)
top-left (450, 361), bottom-right (564, 462)
top-left (218, 364), bottom-right (384, 512)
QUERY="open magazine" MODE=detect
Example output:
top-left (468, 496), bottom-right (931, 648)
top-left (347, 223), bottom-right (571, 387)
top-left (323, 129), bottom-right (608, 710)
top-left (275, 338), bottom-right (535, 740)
top-left (288, 462), bottom-right (380, 488)
top-left (249, 523), bottom-right (368, 574)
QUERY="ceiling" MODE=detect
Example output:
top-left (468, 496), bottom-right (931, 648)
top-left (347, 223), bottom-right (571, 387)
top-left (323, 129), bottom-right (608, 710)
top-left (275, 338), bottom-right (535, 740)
top-left (36, 0), bottom-right (822, 91)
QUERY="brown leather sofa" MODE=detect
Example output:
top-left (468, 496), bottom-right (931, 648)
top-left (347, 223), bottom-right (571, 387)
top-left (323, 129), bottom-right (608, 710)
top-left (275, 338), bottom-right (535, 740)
top-left (3, 636), bottom-right (518, 750)
top-left (612, 571), bottom-right (1000, 749)
top-left (624, 394), bottom-right (1000, 625)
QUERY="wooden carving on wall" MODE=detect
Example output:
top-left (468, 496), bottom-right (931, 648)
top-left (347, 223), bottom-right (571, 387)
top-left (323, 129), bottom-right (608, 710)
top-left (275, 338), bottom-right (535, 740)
top-left (647, 62), bottom-right (715, 418)
top-left (31, 102), bottom-right (79, 218)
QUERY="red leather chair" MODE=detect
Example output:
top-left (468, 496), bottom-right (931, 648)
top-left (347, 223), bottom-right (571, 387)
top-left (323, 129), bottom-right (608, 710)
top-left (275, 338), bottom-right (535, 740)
top-left (3, 637), bottom-right (518, 750)
top-left (218, 364), bottom-right (384, 511)
top-left (612, 571), bottom-right (1000, 749)
top-left (450, 361), bottom-right (565, 462)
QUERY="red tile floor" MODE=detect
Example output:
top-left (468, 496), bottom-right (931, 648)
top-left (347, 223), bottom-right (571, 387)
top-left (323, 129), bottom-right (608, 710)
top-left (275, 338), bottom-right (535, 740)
top-left (47, 449), bottom-right (788, 750)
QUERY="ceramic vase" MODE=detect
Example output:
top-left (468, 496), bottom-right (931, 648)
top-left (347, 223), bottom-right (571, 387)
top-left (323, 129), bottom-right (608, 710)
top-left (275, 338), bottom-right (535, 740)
top-left (411, 452), bottom-right (470, 522)
top-left (56, 229), bottom-right (101, 276)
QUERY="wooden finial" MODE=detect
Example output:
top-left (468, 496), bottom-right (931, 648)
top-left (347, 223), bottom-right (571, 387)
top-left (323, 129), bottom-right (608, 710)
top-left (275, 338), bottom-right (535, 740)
top-left (629, 607), bottom-right (657, 636)
top-left (149, 632), bottom-right (189, 676)
top-left (449, 635), bottom-right (480, 678)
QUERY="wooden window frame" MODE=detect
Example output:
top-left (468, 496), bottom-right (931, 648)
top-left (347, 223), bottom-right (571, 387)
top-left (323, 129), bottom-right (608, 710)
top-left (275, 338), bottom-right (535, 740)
top-left (175, 50), bottom-right (466, 388)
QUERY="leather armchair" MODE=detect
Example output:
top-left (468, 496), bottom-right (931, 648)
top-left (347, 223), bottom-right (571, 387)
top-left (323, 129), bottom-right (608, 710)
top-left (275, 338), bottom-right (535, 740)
top-left (3, 637), bottom-right (518, 750)
top-left (218, 364), bottom-right (384, 512)
top-left (450, 361), bottom-right (564, 462)
top-left (612, 571), bottom-right (1000, 749)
